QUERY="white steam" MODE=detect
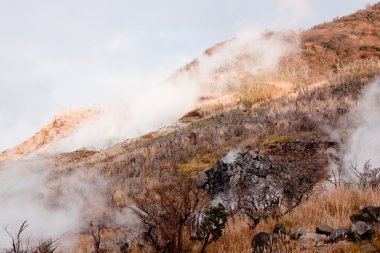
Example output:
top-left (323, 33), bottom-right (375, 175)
top-left (342, 80), bottom-right (380, 176)
top-left (222, 149), bottom-right (242, 164)
top-left (46, 30), bottom-right (297, 153)
top-left (0, 161), bottom-right (111, 250)
top-left (0, 30), bottom-right (298, 250)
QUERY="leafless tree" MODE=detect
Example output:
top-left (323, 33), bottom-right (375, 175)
top-left (353, 160), bottom-right (380, 189)
top-left (236, 185), bottom-right (281, 229)
top-left (4, 221), bottom-right (30, 253)
top-left (89, 221), bottom-right (105, 253)
top-left (132, 178), bottom-right (207, 253)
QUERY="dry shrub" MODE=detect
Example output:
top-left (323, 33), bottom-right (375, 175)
top-left (283, 186), bottom-right (380, 230)
top-left (132, 178), bottom-right (207, 253)
top-left (200, 186), bottom-right (380, 253)
top-left (353, 161), bottom-right (380, 189)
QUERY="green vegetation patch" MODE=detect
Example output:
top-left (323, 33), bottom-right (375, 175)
top-left (260, 135), bottom-right (300, 146)
top-left (177, 154), bottom-right (218, 174)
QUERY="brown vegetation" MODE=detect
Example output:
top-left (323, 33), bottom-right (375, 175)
top-left (203, 186), bottom-right (380, 253)
top-left (300, 3), bottom-right (380, 74)
top-left (132, 178), bottom-right (207, 253)
top-left (3, 4), bottom-right (380, 253)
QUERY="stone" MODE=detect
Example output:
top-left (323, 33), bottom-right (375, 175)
top-left (350, 221), bottom-right (374, 241)
top-left (198, 151), bottom-right (287, 195)
top-left (196, 172), bottom-right (207, 186)
top-left (298, 233), bottom-right (327, 249)
top-left (350, 206), bottom-right (380, 225)
top-left (291, 227), bottom-right (307, 240)
top-left (327, 228), bottom-right (351, 243)
top-left (316, 224), bottom-right (335, 235)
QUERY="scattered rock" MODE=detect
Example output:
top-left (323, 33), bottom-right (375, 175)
top-left (350, 206), bottom-right (380, 225)
top-left (327, 228), bottom-right (351, 243)
top-left (316, 224), bottom-right (335, 235)
top-left (291, 227), bottom-right (307, 240)
top-left (298, 233), bottom-right (327, 249)
top-left (350, 221), bottom-right (374, 241)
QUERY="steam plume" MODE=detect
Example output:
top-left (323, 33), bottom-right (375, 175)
top-left (342, 80), bottom-right (380, 177)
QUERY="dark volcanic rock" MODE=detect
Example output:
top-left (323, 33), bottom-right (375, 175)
top-left (350, 221), bottom-right (374, 241)
top-left (198, 151), bottom-right (287, 195)
top-left (350, 206), bottom-right (380, 225)
top-left (291, 227), bottom-right (307, 240)
top-left (316, 224), bottom-right (335, 235)
top-left (298, 233), bottom-right (327, 249)
top-left (327, 228), bottom-right (351, 243)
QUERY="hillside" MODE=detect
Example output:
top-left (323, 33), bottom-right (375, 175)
top-left (0, 108), bottom-right (99, 164)
top-left (301, 3), bottom-right (380, 73)
top-left (1, 4), bottom-right (380, 253)
top-left (7, 4), bottom-right (380, 165)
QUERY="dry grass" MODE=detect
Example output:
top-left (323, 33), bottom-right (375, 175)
top-left (300, 3), bottom-right (380, 74)
top-left (259, 135), bottom-right (300, 146)
top-left (284, 186), bottom-right (380, 230)
top-left (177, 154), bottom-right (218, 174)
top-left (203, 186), bottom-right (380, 253)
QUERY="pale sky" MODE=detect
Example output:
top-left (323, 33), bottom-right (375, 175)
top-left (0, 0), bottom-right (377, 151)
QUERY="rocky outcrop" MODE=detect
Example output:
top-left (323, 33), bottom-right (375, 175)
top-left (197, 151), bottom-right (287, 195)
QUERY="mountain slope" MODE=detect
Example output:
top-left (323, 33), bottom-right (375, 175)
top-left (4, 4), bottom-right (380, 166)
top-left (0, 108), bottom-right (99, 164)
top-left (300, 3), bottom-right (380, 73)
top-left (1, 4), bottom-right (380, 253)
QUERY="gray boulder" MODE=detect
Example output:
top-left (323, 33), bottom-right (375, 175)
top-left (327, 228), bottom-right (351, 243)
top-left (198, 151), bottom-right (287, 195)
top-left (298, 233), bottom-right (327, 249)
top-left (316, 224), bottom-right (335, 235)
top-left (350, 206), bottom-right (380, 225)
top-left (291, 227), bottom-right (307, 240)
top-left (350, 221), bottom-right (374, 241)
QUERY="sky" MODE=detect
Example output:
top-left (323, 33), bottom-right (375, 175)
top-left (0, 0), bottom-right (377, 151)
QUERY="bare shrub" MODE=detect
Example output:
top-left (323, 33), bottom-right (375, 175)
top-left (132, 178), bottom-right (207, 253)
top-left (4, 221), bottom-right (30, 253)
top-left (279, 166), bottom-right (320, 215)
top-left (32, 239), bottom-right (57, 253)
top-left (353, 160), bottom-right (380, 189)
top-left (237, 185), bottom-right (281, 230)
top-left (89, 221), bottom-right (105, 253)
top-left (234, 163), bottom-right (322, 229)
